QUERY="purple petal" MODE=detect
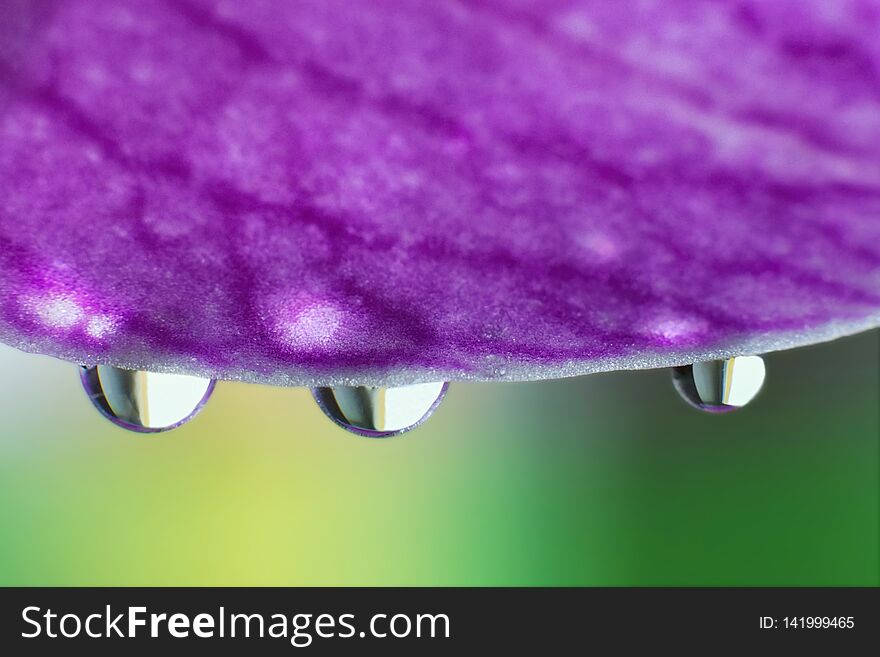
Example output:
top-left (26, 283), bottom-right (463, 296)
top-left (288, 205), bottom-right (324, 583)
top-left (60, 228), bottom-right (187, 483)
top-left (1, 0), bottom-right (879, 385)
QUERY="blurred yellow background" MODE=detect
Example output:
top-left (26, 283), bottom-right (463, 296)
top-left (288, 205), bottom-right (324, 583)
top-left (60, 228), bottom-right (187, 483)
top-left (0, 331), bottom-right (877, 585)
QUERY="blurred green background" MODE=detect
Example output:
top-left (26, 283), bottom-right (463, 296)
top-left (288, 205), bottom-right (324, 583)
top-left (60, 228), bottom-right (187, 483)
top-left (0, 331), bottom-right (877, 586)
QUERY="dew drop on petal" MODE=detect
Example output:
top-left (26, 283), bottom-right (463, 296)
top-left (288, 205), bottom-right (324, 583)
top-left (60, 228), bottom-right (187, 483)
top-left (672, 356), bottom-right (766, 413)
top-left (312, 382), bottom-right (449, 437)
top-left (80, 365), bottom-right (215, 433)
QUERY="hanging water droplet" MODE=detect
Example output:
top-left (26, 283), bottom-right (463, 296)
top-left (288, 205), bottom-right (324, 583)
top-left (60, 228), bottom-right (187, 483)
top-left (80, 365), bottom-right (215, 433)
top-left (672, 356), bottom-right (765, 413)
top-left (312, 382), bottom-right (449, 437)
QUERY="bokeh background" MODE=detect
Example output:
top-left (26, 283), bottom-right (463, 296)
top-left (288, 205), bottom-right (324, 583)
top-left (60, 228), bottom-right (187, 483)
top-left (0, 330), bottom-right (877, 586)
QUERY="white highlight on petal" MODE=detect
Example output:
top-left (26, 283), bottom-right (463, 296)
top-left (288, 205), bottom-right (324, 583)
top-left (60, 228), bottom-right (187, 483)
top-left (644, 313), bottom-right (708, 343)
top-left (556, 11), bottom-right (596, 40)
top-left (578, 232), bottom-right (620, 262)
top-left (86, 314), bottom-right (117, 339)
top-left (277, 302), bottom-right (344, 348)
top-left (22, 290), bottom-right (118, 338)
top-left (30, 294), bottom-right (84, 329)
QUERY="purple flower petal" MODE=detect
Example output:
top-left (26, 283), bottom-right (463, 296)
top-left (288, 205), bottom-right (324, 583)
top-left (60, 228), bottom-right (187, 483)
top-left (1, 0), bottom-right (879, 385)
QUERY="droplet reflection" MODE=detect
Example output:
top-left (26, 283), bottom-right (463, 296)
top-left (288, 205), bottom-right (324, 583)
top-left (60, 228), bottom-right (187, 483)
top-left (312, 382), bottom-right (449, 437)
top-left (80, 365), bottom-right (215, 433)
top-left (672, 356), bottom-right (766, 413)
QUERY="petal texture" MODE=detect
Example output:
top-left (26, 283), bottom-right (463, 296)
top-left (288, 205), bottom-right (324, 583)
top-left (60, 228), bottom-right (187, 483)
top-left (1, 0), bottom-right (879, 385)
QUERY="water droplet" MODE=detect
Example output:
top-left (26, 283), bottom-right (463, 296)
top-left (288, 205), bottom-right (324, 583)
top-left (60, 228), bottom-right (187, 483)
top-left (312, 382), bottom-right (448, 437)
top-left (672, 356), bottom-right (765, 413)
top-left (80, 365), bottom-right (215, 433)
